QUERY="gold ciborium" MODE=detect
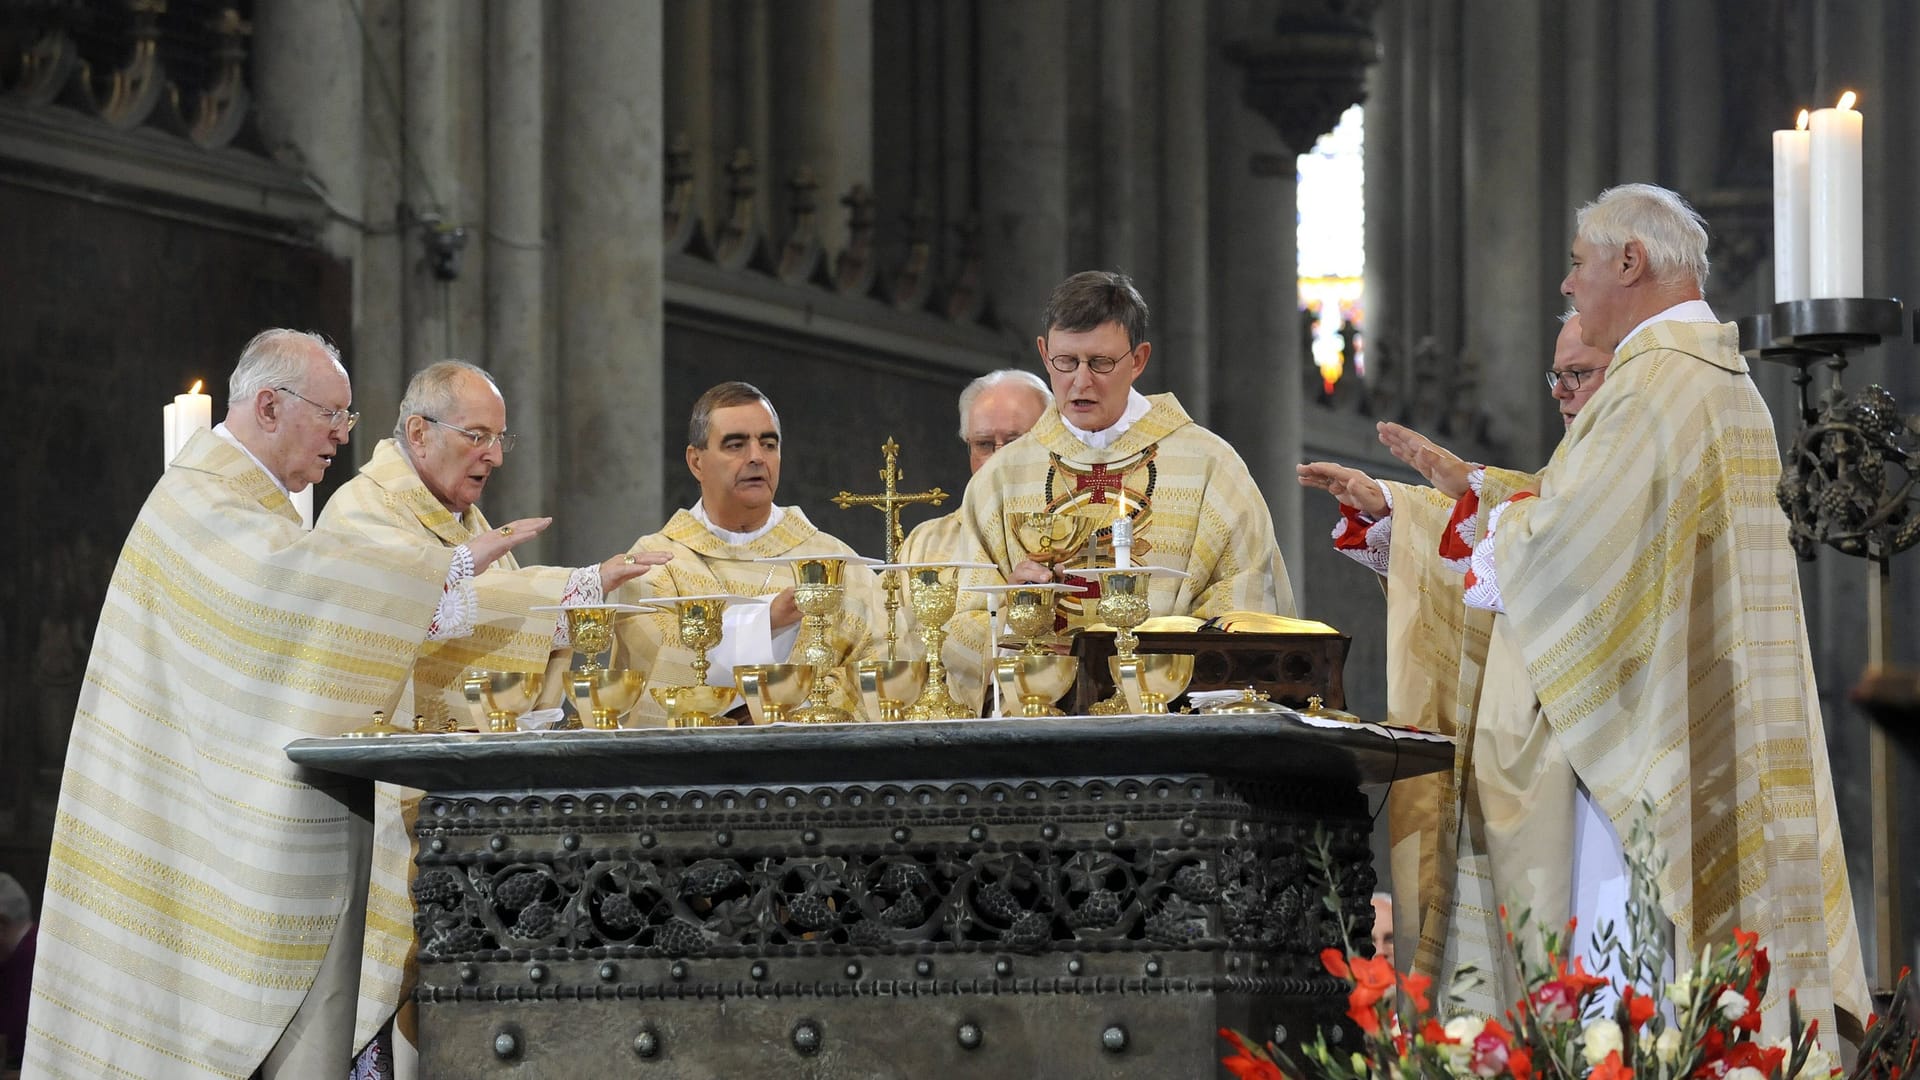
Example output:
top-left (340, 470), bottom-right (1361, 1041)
top-left (963, 581), bottom-right (1080, 717)
top-left (645, 595), bottom-right (751, 728)
top-left (758, 555), bottom-right (856, 724)
top-left (1010, 509), bottom-right (1097, 571)
top-left (993, 654), bottom-right (1080, 717)
top-left (463, 670), bottom-right (548, 733)
top-left (1108, 652), bottom-right (1196, 714)
top-left (735, 662), bottom-right (817, 724)
top-left (853, 658), bottom-right (927, 721)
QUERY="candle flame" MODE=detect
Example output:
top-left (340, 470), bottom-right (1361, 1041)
top-left (1838, 90), bottom-right (1857, 111)
top-left (1796, 109), bottom-right (1809, 130)
top-left (189, 379), bottom-right (203, 394)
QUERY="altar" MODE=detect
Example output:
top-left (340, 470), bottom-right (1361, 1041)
top-left (288, 712), bottom-right (1448, 1076)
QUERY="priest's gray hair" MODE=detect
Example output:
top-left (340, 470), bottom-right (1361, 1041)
top-left (228, 329), bottom-right (343, 404)
top-left (1042, 270), bottom-right (1151, 349)
top-left (1575, 183), bottom-right (1711, 288)
top-left (0, 872), bottom-right (29, 925)
top-left (394, 360), bottom-right (501, 440)
top-left (957, 369), bottom-right (1051, 441)
top-left (688, 381), bottom-right (781, 449)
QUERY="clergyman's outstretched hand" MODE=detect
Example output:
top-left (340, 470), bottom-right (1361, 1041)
top-left (1296, 461), bottom-right (1388, 518)
top-left (1377, 422), bottom-right (1473, 499)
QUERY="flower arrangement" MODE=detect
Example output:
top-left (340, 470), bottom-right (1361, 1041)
top-left (1221, 814), bottom-right (1918, 1080)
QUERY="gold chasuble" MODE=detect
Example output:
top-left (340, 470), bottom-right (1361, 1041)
top-left (954, 394), bottom-right (1295, 631)
top-left (316, 438), bottom-right (576, 1050)
top-left (25, 430), bottom-right (449, 1080)
top-left (1462, 320), bottom-right (1869, 1039)
top-left (618, 507), bottom-right (882, 724)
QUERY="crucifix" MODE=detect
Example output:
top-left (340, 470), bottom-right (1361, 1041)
top-left (833, 437), bottom-right (948, 657)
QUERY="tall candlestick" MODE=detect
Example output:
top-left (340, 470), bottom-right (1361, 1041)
top-left (1772, 110), bottom-right (1811, 303)
top-left (1809, 91), bottom-right (1863, 298)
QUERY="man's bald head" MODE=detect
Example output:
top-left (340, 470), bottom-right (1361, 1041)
top-left (1550, 314), bottom-right (1612, 429)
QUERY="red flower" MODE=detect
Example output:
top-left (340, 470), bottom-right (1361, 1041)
top-left (1720, 1041), bottom-right (1785, 1075)
top-left (1620, 985), bottom-right (1656, 1030)
top-left (1421, 1018), bottom-right (1454, 1045)
top-left (1559, 955), bottom-right (1612, 1000)
top-left (1470, 1031), bottom-right (1510, 1075)
top-left (1321, 947), bottom-right (1351, 980)
top-left (1590, 1049), bottom-right (1634, 1080)
top-left (1508, 1046), bottom-right (1534, 1080)
top-left (1732, 928), bottom-right (1758, 955)
top-left (1532, 980), bottom-right (1578, 1022)
top-left (1220, 1050), bottom-right (1287, 1080)
top-left (1401, 969), bottom-right (1433, 1013)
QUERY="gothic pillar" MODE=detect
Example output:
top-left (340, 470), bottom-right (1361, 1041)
top-left (555, 1), bottom-right (666, 563)
top-left (1461, 0), bottom-right (1548, 464)
top-left (664, 0), bottom-right (717, 230)
top-left (769, 0), bottom-right (872, 245)
top-left (481, 0), bottom-right (551, 558)
top-left (1399, 0), bottom-right (1432, 340)
top-left (979, 0), bottom-right (1069, 337)
top-left (253, 1), bottom-right (361, 263)
top-left (1362, 1), bottom-right (1400, 364)
top-left (1158, 0), bottom-right (1211, 420)
top-left (354, 0), bottom-right (406, 454)
top-left (402, 0), bottom-right (457, 374)
top-left (1426, 0), bottom-right (1463, 354)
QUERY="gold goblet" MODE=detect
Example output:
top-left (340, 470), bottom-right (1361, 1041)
top-left (854, 658), bottom-right (927, 721)
top-left (735, 662), bottom-right (818, 724)
top-left (647, 683), bottom-right (735, 728)
top-left (899, 566), bottom-right (972, 720)
top-left (464, 670), bottom-right (548, 733)
top-left (644, 594), bottom-right (750, 728)
top-left (1069, 566), bottom-right (1189, 716)
top-left (1011, 510), bottom-right (1097, 570)
top-left (963, 582), bottom-right (1079, 718)
top-left (992, 654), bottom-right (1080, 717)
top-left (565, 605), bottom-right (617, 673)
top-left (786, 556), bottom-right (854, 724)
top-left (1108, 652), bottom-right (1196, 714)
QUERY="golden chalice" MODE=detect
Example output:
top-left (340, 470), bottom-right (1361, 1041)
top-left (1070, 566), bottom-right (1192, 716)
top-left (899, 565), bottom-right (973, 720)
top-left (735, 662), bottom-right (817, 724)
top-left (1108, 651), bottom-right (1195, 714)
top-left (785, 556), bottom-right (855, 724)
top-left (565, 605), bottom-right (618, 673)
top-left (854, 658), bottom-right (927, 721)
top-left (464, 670), bottom-right (548, 733)
top-left (644, 595), bottom-right (749, 728)
top-left (993, 654), bottom-right (1080, 717)
top-left (533, 602), bottom-right (653, 730)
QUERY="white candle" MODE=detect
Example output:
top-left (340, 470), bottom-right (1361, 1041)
top-left (1772, 110), bottom-right (1810, 303)
top-left (1112, 513), bottom-right (1132, 570)
top-left (174, 380), bottom-right (212, 455)
top-left (1809, 91), bottom-right (1863, 298)
top-left (163, 402), bottom-right (178, 467)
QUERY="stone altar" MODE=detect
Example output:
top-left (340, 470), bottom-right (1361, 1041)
top-left (287, 713), bottom-right (1450, 1077)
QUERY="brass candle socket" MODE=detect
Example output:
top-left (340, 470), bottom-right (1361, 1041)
top-left (464, 670), bottom-right (548, 733)
top-left (854, 658), bottom-right (927, 722)
top-left (735, 662), bottom-right (817, 724)
top-left (787, 557), bottom-right (853, 724)
top-left (992, 654), bottom-right (1079, 717)
top-left (902, 566), bottom-right (971, 720)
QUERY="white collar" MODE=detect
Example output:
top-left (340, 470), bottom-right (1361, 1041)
top-left (1061, 389), bottom-right (1153, 450)
top-left (1615, 299), bottom-right (1718, 357)
top-left (692, 500), bottom-right (785, 545)
top-left (212, 422), bottom-right (288, 496)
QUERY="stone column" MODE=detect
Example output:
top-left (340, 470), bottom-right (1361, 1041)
top-left (1612, 0), bottom-right (1660, 181)
top-left (1096, 5), bottom-right (1136, 275)
top-left (769, 0), bottom-right (872, 246)
top-left (1208, 44), bottom-right (1304, 599)
top-left (481, 0), bottom-right (551, 559)
top-left (1157, 0), bottom-right (1210, 419)
top-left (1461, 0), bottom-right (1548, 465)
top-left (978, 0), bottom-right (1069, 338)
top-left (354, 0), bottom-right (406, 455)
top-left (402, 0), bottom-right (457, 375)
top-left (664, 0), bottom-right (717, 230)
top-left (555, 2), bottom-right (665, 563)
top-left (1362, 0), bottom-right (1400, 369)
top-left (1398, 0), bottom-right (1432, 339)
top-left (1426, 0), bottom-right (1463, 355)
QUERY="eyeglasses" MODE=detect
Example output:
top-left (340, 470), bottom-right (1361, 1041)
top-left (1045, 344), bottom-right (1136, 375)
top-left (965, 433), bottom-right (1025, 456)
top-left (1544, 367), bottom-right (1605, 391)
top-left (422, 415), bottom-right (519, 453)
top-left (276, 386), bottom-right (359, 431)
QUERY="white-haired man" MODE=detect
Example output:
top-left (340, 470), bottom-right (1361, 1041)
top-left (26, 331), bottom-right (548, 1079)
top-left (316, 359), bottom-right (670, 1058)
top-left (1387, 184), bottom-right (1868, 1045)
top-left (897, 369), bottom-right (1051, 710)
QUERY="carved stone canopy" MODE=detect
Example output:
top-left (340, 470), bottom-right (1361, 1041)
top-left (1224, 3), bottom-right (1381, 155)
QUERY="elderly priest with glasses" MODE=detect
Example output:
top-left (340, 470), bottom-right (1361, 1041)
top-left (953, 270), bottom-right (1296, 634)
top-left (314, 359), bottom-right (670, 1066)
top-left (25, 330), bottom-right (552, 1079)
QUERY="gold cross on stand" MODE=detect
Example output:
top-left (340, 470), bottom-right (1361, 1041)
top-left (833, 438), bottom-right (948, 658)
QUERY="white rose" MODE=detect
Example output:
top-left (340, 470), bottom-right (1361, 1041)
top-left (1717, 988), bottom-right (1750, 1020)
top-left (1582, 1019), bottom-right (1624, 1065)
top-left (1653, 1027), bottom-right (1683, 1064)
top-left (1441, 1017), bottom-right (1484, 1073)
top-left (1727, 1069), bottom-right (1767, 1080)
top-left (1666, 972), bottom-right (1693, 1004)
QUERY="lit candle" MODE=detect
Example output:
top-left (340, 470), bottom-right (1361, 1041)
top-left (1809, 91), bottom-right (1863, 298)
top-left (1772, 109), bottom-right (1810, 303)
top-left (165, 379), bottom-right (212, 466)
